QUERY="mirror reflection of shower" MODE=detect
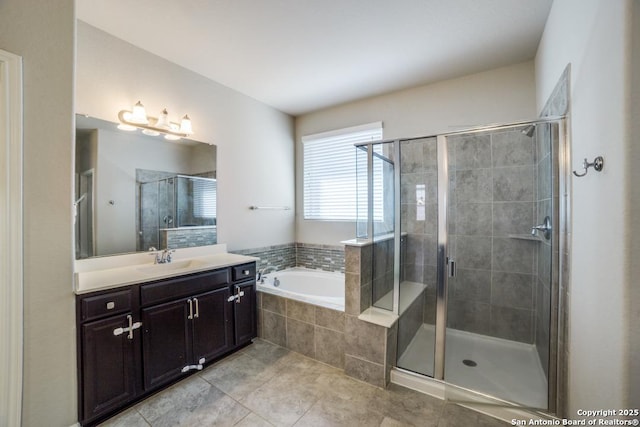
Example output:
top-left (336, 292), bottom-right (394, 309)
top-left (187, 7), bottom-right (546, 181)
top-left (137, 171), bottom-right (217, 251)
top-left (75, 169), bottom-right (94, 259)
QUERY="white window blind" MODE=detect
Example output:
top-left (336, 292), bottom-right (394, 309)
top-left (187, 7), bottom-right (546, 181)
top-left (303, 122), bottom-right (383, 221)
top-left (193, 178), bottom-right (216, 218)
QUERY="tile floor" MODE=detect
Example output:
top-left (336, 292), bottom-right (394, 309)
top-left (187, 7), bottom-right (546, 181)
top-left (99, 339), bottom-right (507, 427)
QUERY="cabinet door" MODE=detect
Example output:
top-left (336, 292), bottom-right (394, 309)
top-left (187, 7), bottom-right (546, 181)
top-left (191, 287), bottom-right (233, 363)
top-left (142, 299), bottom-right (191, 390)
top-left (233, 281), bottom-right (257, 346)
top-left (81, 314), bottom-right (138, 424)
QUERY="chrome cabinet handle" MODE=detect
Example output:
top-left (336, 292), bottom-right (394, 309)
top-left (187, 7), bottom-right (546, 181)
top-left (193, 297), bottom-right (199, 318)
top-left (187, 299), bottom-right (193, 320)
top-left (242, 269), bottom-right (250, 276)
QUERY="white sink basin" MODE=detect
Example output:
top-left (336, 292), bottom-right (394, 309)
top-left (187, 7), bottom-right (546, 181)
top-left (136, 259), bottom-right (205, 274)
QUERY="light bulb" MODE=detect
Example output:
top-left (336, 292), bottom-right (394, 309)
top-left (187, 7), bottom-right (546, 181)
top-left (155, 109), bottom-right (171, 130)
top-left (130, 101), bottom-right (148, 124)
top-left (179, 114), bottom-right (193, 135)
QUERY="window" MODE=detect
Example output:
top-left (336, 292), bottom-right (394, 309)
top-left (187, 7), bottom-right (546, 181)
top-left (193, 178), bottom-right (216, 219)
top-left (303, 122), bottom-right (383, 221)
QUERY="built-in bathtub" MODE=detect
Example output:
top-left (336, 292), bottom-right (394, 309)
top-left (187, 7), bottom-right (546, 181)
top-left (257, 267), bottom-right (344, 311)
top-left (256, 267), bottom-right (346, 369)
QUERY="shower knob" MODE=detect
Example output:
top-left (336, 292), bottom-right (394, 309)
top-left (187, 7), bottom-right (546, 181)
top-left (531, 216), bottom-right (552, 240)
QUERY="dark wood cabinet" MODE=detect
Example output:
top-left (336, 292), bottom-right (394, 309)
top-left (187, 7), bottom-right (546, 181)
top-left (233, 281), bottom-right (257, 346)
top-left (191, 287), bottom-right (234, 363)
top-left (142, 286), bottom-right (233, 390)
top-left (141, 298), bottom-right (191, 389)
top-left (77, 261), bottom-right (256, 426)
top-left (80, 313), bottom-right (140, 425)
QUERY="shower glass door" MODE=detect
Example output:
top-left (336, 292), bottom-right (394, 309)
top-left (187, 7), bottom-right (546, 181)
top-left (395, 136), bottom-right (439, 377)
top-left (443, 123), bottom-right (552, 410)
top-left (392, 120), bottom-right (561, 411)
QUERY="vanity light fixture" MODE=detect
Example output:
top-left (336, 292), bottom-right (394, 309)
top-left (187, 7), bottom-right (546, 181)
top-left (117, 101), bottom-right (194, 140)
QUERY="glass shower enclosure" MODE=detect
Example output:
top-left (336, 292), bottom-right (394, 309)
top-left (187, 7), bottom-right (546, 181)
top-left (355, 118), bottom-right (564, 413)
top-left (138, 174), bottom-right (217, 251)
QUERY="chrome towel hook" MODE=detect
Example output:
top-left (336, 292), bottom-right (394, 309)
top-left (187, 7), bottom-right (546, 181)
top-left (573, 156), bottom-right (604, 177)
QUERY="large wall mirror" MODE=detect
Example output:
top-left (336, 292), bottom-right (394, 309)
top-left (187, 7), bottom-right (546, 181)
top-left (75, 114), bottom-right (217, 259)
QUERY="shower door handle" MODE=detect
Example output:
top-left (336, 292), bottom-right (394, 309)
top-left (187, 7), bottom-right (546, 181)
top-left (447, 258), bottom-right (456, 278)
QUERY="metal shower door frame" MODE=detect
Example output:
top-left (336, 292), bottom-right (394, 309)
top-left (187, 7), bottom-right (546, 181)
top-left (429, 117), bottom-right (566, 414)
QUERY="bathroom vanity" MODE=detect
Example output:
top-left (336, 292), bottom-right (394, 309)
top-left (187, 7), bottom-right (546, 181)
top-left (75, 247), bottom-right (256, 426)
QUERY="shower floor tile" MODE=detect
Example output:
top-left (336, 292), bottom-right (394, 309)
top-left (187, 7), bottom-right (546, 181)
top-left (397, 324), bottom-right (548, 409)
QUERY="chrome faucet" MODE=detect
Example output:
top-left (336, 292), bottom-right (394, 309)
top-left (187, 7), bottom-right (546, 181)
top-left (160, 249), bottom-right (175, 264)
top-left (257, 266), bottom-right (277, 283)
top-left (149, 247), bottom-right (175, 264)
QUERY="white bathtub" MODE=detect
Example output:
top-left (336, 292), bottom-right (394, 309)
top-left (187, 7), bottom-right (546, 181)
top-left (257, 267), bottom-right (345, 311)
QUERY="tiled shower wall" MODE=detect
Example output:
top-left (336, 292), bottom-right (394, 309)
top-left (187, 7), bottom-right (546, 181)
top-left (137, 169), bottom-right (176, 251)
top-left (446, 128), bottom-right (539, 343)
top-left (232, 242), bottom-right (344, 273)
top-left (405, 130), bottom-right (541, 344)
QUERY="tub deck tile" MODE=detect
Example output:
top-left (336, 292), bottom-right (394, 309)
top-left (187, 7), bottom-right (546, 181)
top-left (315, 306), bottom-right (345, 332)
top-left (286, 299), bottom-right (315, 323)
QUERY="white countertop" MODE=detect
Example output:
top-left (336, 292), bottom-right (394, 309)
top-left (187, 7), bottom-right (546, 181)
top-left (74, 244), bottom-right (258, 295)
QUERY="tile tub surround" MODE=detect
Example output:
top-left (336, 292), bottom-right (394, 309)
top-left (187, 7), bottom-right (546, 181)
top-left (257, 292), bottom-right (346, 369)
top-left (296, 242), bottom-right (345, 272)
top-left (233, 243), bottom-right (297, 271)
top-left (343, 243), bottom-right (398, 388)
top-left (232, 242), bottom-right (344, 273)
top-left (245, 240), bottom-right (405, 388)
top-left (98, 339), bottom-right (509, 427)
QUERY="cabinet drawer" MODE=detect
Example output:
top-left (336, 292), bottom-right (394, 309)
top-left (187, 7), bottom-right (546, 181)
top-left (141, 269), bottom-right (229, 306)
top-left (81, 289), bottom-right (132, 322)
top-left (232, 263), bottom-right (256, 282)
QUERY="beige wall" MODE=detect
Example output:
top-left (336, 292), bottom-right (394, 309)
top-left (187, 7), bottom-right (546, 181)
top-left (295, 61), bottom-right (537, 245)
top-left (76, 21), bottom-right (296, 251)
top-left (535, 0), bottom-right (636, 411)
top-left (0, 1), bottom-right (77, 426)
top-left (629, 0), bottom-right (640, 408)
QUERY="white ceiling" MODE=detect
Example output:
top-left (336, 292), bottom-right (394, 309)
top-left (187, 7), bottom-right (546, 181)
top-left (77, 0), bottom-right (553, 116)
